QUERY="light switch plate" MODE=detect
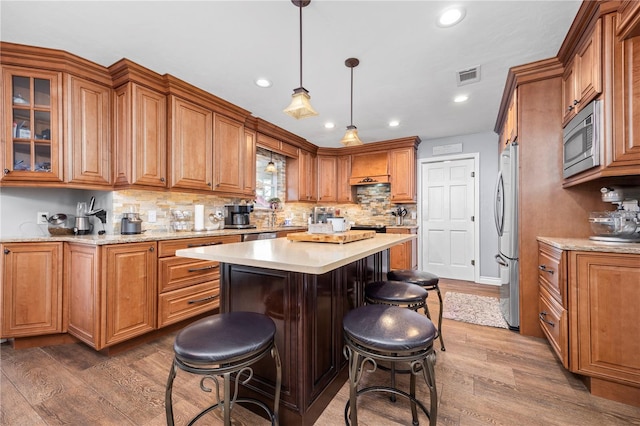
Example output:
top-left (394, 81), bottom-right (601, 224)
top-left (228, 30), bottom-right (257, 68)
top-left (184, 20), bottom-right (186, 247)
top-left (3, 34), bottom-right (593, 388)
top-left (148, 210), bottom-right (157, 223)
top-left (37, 212), bottom-right (49, 224)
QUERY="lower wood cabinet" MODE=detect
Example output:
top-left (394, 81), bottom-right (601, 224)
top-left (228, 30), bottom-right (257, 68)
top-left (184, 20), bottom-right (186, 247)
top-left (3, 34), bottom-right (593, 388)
top-left (388, 227), bottom-right (417, 270)
top-left (538, 241), bottom-right (640, 406)
top-left (66, 241), bottom-right (157, 350)
top-left (157, 235), bottom-right (240, 327)
top-left (1, 242), bottom-right (64, 338)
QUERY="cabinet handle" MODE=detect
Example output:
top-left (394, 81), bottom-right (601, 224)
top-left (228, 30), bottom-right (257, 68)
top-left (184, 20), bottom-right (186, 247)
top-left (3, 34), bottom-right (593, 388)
top-left (567, 105), bottom-right (574, 112)
top-left (3, 169), bottom-right (9, 174)
top-left (3, 248), bottom-right (10, 254)
top-left (188, 294), bottom-right (220, 304)
top-left (187, 241), bottom-right (222, 248)
top-left (538, 265), bottom-right (554, 274)
top-left (160, 177), bottom-right (165, 182)
top-left (539, 311), bottom-right (555, 327)
top-left (149, 246), bottom-right (155, 252)
top-left (188, 264), bottom-right (219, 273)
top-left (207, 182), bottom-right (212, 187)
top-left (573, 99), bottom-right (579, 106)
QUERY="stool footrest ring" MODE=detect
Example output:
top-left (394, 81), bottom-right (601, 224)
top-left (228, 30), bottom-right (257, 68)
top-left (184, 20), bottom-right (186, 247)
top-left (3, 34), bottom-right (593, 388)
top-left (344, 385), bottom-right (431, 426)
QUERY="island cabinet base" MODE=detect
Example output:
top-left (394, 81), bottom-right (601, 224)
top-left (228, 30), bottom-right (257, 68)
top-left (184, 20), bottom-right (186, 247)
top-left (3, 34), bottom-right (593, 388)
top-left (219, 251), bottom-right (387, 425)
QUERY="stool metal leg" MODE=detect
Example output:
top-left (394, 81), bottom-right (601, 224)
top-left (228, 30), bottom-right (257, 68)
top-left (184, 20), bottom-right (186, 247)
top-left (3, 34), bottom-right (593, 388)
top-left (434, 286), bottom-right (446, 351)
top-left (165, 360), bottom-right (178, 426)
top-left (421, 351), bottom-right (438, 426)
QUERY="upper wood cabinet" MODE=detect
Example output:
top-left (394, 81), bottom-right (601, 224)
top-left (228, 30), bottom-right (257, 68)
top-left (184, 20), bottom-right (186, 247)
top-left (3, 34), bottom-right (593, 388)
top-left (1, 242), bottom-right (64, 338)
top-left (287, 148), bottom-right (317, 202)
top-left (389, 146), bottom-right (417, 203)
top-left (213, 114), bottom-right (245, 194)
top-left (1, 66), bottom-right (64, 183)
top-left (336, 155), bottom-right (353, 203)
top-left (502, 88), bottom-right (518, 149)
top-left (65, 74), bottom-right (112, 187)
top-left (243, 129), bottom-right (256, 197)
top-left (168, 95), bottom-right (214, 191)
top-left (317, 155), bottom-right (338, 203)
top-left (113, 82), bottom-right (167, 188)
top-left (561, 18), bottom-right (602, 125)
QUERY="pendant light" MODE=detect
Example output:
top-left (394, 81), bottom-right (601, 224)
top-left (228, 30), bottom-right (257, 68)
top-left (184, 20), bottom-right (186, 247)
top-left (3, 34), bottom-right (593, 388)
top-left (283, 0), bottom-right (318, 119)
top-left (340, 57), bottom-right (363, 146)
top-left (265, 151), bottom-right (277, 173)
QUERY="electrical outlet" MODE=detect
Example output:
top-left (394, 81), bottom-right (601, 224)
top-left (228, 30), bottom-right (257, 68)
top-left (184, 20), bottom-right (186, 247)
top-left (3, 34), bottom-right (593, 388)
top-left (37, 212), bottom-right (49, 224)
top-left (148, 210), bottom-right (157, 223)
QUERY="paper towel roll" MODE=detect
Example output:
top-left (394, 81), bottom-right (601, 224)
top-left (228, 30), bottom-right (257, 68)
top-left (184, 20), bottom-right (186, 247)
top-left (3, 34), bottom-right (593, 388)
top-left (194, 205), bottom-right (205, 231)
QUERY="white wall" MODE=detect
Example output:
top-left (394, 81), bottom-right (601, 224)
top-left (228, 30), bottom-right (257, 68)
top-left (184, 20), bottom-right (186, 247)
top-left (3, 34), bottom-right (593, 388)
top-left (417, 131), bottom-right (499, 281)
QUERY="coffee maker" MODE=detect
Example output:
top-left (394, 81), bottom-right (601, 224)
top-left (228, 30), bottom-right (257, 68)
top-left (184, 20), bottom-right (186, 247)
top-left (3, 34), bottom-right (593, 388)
top-left (224, 204), bottom-right (255, 229)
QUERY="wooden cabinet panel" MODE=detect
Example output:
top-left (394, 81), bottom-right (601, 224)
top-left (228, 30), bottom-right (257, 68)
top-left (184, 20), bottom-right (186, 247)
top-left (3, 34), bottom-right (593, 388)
top-left (65, 74), bottom-right (111, 186)
top-left (1, 243), bottom-right (63, 337)
top-left (102, 242), bottom-right (157, 347)
top-left (336, 155), bottom-right (353, 203)
top-left (287, 149), bottom-right (317, 202)
top-left (169, 95), bottom-right (213, 191)
top-left (387, 227), bottom-right (417, 270)
top-left (350, 151), bottom-right (388, 184)
top-left (114, 82), bottom-right (167, 188)
top-left (537, 242), bottom-right (566, 306)
top-left (389, 147), bottom-right (416, 203)
top-left (158, 281), bottom-right (219, 328)
top-left (243, 129), bottom-right (256, 196)
top-left (569, 251), bottom-right (640, 386)
top-left (213, 114), bottom-right (244, 194)
top-left (158, 256), bottom-right (219, 293)
top-left (65, 243), bottom-right (99, 345)
top-left (538, 285), bottom-right (569, 368)
top-left (317, 155), bottom-right (337, 203)
top-left (1, 66), bottom-right (64, 183)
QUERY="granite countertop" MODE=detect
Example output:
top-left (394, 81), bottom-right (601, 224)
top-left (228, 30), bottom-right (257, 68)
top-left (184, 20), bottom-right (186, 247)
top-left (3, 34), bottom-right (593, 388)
top-left (537, 237), bottom-right (640, 254)
top-left (0, 226), bottom-right (308, 245)
top-left (177, 233), bottom-right (416, 275)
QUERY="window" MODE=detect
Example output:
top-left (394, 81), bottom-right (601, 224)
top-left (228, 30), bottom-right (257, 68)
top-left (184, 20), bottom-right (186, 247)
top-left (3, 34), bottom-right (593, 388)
top-left (255, 147), bottom-right (286, 209)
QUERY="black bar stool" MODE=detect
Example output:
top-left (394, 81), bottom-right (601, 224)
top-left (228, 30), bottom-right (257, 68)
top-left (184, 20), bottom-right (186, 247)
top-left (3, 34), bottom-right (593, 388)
top-left (365, 280), bottom-right (429, 314)
top-left (343, 304), bottom-right (438, 426)
top-left (165, 312), bottom-right (282, 426)
top-left (388, 270), bottom-right (446, 351)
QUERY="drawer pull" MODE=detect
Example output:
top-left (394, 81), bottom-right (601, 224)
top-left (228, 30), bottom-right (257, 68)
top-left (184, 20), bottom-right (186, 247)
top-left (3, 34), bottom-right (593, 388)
top-left (187, 241), bottom-right (223, 248)
top-left (539, 311), bottom-right (555, 327)
top-left (538, 265), bottom-right (555, 274)
top-left (188, 294), bottom-right (219, 304)
top-left (187, 264), bottom-right (218, 272)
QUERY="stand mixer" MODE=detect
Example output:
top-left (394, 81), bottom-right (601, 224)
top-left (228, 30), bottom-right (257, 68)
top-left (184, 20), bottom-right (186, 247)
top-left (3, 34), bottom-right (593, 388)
top-left (589, 186), bottom-right (640, 243)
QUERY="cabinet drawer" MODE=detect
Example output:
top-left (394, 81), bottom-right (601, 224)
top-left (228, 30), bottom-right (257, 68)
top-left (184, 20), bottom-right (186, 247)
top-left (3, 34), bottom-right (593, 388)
top-left (539, 286), bottom-right (569, 369)
top-left (158, 281), bottom-right (219, 327)
top-left (158, 235), bottom-right (241, 257)
top-left (538, 243), bottom-right (565, 306)
top-left (158, 256), bottom-right (219, 293)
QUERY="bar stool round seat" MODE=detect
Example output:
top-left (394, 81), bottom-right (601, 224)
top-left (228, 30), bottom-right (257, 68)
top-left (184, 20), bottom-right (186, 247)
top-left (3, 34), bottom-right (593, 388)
top-left (388, 270), bottom-right (446, 351)
top-left (166, 312), bottom-right (282, 426)
top-left (365, 280), bottom-right (428, 313)
top-left (343, 304), bottom-right (438, 426)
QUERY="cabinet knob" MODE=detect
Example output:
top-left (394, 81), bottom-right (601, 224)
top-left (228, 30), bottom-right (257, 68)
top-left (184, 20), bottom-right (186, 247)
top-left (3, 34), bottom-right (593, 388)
top-left (207, 182), bottom-right (212, 187)
top-left (149, 246), bottom-right (155, 252)
top-left (573, 99), bottom-right (579, 106)
top-left (160, 177), bottom-right (165, 182)
top-left (567, 105), bottom-right (574, 112)
top-left (3, 169), bottom-right (9, 174)
top-left (3, 248), bottom-right (10, 254)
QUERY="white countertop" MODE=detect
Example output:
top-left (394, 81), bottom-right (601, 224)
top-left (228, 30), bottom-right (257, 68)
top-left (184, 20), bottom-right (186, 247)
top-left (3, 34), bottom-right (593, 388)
top-left (177, 233), bottom-right (416, 274)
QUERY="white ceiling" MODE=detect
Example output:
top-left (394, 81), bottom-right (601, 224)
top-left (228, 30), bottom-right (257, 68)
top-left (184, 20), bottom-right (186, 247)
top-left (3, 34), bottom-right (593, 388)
top-left (0, 1), bottom-right (582, 148)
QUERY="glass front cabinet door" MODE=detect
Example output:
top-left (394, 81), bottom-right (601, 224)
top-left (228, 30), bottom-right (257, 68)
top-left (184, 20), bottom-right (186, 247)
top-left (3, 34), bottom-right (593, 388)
top-left (2, 67), bottom-right (63, 182)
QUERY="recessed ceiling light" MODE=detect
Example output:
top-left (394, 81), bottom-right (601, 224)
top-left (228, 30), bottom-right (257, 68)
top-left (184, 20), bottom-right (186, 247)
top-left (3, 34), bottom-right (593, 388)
top-left (454, 95), bottom-right (469, 103)
top-left (255, 78), bottom-right (272, 88)
top-left (388, 120), bottom-right (400, 127)
top-left (437, 6), bottom-right (466, 27)
top-left (324, 122), bottom-right (335, 129)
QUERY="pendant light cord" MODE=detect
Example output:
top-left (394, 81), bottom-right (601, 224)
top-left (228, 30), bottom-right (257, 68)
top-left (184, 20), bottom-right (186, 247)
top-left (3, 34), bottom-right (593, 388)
top-left (299, 4), bottom-right (303, 88)
top-left (350, 66), bottom-right (354, 126)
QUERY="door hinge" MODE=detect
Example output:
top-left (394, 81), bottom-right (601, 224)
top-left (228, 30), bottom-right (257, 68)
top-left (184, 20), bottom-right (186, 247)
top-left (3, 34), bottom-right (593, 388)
top-left (471, 215), bottom-right (475, 222)
top-left (471, 259), bottom-right (475, 266)
top-left (471, 171), bottom-right (475, 177)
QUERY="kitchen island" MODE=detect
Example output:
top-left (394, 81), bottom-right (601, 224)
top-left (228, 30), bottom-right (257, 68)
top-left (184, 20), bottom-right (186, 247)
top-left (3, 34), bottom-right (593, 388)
top-left (176, 233), bottom-right (416, 425)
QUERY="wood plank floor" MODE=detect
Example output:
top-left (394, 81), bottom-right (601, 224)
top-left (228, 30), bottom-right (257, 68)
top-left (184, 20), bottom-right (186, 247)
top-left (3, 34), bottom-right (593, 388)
top-left (2, 279), bottom-right (640, 425)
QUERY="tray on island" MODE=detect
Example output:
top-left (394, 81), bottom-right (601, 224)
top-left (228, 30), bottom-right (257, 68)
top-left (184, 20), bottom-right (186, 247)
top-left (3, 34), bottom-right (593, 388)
top-left (286, 230), bottom-right (376, 244)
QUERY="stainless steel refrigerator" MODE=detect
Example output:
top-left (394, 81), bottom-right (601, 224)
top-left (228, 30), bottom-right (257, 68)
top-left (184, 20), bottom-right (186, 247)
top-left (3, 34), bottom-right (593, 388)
top-left (494, 142), bottom-right (519, 330)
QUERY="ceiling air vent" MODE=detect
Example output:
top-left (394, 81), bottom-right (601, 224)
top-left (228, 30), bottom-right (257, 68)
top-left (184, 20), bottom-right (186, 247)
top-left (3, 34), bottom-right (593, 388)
top-left (456, 66), bottom-right (481, 86)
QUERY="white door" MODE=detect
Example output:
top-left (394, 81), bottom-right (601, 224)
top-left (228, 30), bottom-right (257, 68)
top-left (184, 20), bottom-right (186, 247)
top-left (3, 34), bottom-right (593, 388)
top-left (421, 158), bottom-right (476, 281)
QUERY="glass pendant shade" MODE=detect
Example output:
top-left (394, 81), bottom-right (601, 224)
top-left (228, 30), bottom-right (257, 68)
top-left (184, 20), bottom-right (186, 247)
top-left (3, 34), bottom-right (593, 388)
top-left (340, 125), bottom-right (363, 146)
top-left (265, 161), bottom-right (277, 173)
top-left (283, 87), bottom-right (318, 119)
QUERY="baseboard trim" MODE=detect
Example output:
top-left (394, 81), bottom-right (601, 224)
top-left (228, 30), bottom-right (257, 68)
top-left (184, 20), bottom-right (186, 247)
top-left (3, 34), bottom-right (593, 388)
top-left (477, 276), bottom-right (501, 286)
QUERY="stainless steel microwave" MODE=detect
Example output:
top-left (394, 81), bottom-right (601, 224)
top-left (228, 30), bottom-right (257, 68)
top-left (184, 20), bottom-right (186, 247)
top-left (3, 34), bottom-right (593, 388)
top-left (563, 99), bottom-right (601, 179)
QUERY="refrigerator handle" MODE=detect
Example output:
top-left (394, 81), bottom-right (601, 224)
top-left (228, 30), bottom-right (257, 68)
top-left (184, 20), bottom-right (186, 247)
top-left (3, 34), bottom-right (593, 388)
top-left (494, 171), bottom-right (505, 236)
top-left (494, 253), bottom-right (508, 267)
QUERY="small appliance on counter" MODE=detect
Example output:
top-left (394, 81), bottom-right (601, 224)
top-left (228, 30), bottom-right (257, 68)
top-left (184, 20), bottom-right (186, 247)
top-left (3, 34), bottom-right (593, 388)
top-left (312, 206), bottom-right (334, 224)
top-left (47, 213), bottom-right (75, 236)
top-left (121, 213), bottom-right (143, 235)
top-left (589, 186), bottom-right (640, 243)
top-left (74, 202), bottom-right (92, 235)
top-left (224, 204), bottom-right (255, 229)
top-left (391, 207), bottom-right (408, 226)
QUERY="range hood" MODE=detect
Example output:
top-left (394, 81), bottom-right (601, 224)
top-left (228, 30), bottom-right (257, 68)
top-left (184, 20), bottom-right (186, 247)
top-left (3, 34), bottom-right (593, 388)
top-left (349, 152), bottom-right (389, 186)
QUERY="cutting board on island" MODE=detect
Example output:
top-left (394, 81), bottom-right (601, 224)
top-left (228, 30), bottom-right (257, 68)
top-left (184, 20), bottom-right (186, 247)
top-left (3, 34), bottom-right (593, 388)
top-left (287, 230), bottom-right (376, 244)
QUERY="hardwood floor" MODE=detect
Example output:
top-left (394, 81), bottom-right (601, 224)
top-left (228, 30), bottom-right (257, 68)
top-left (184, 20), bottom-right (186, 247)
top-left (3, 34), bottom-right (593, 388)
top-left (2, 279), bottom-right (639, 425)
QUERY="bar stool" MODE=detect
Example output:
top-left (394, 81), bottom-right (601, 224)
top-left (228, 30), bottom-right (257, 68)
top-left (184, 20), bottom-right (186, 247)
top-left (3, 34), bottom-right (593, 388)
top-left (388, 270), bottom-right (446, 351)
top-left (165, 312), bottom-right (282, 426)
top-left (343, 304), bottom-right (438, 426)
